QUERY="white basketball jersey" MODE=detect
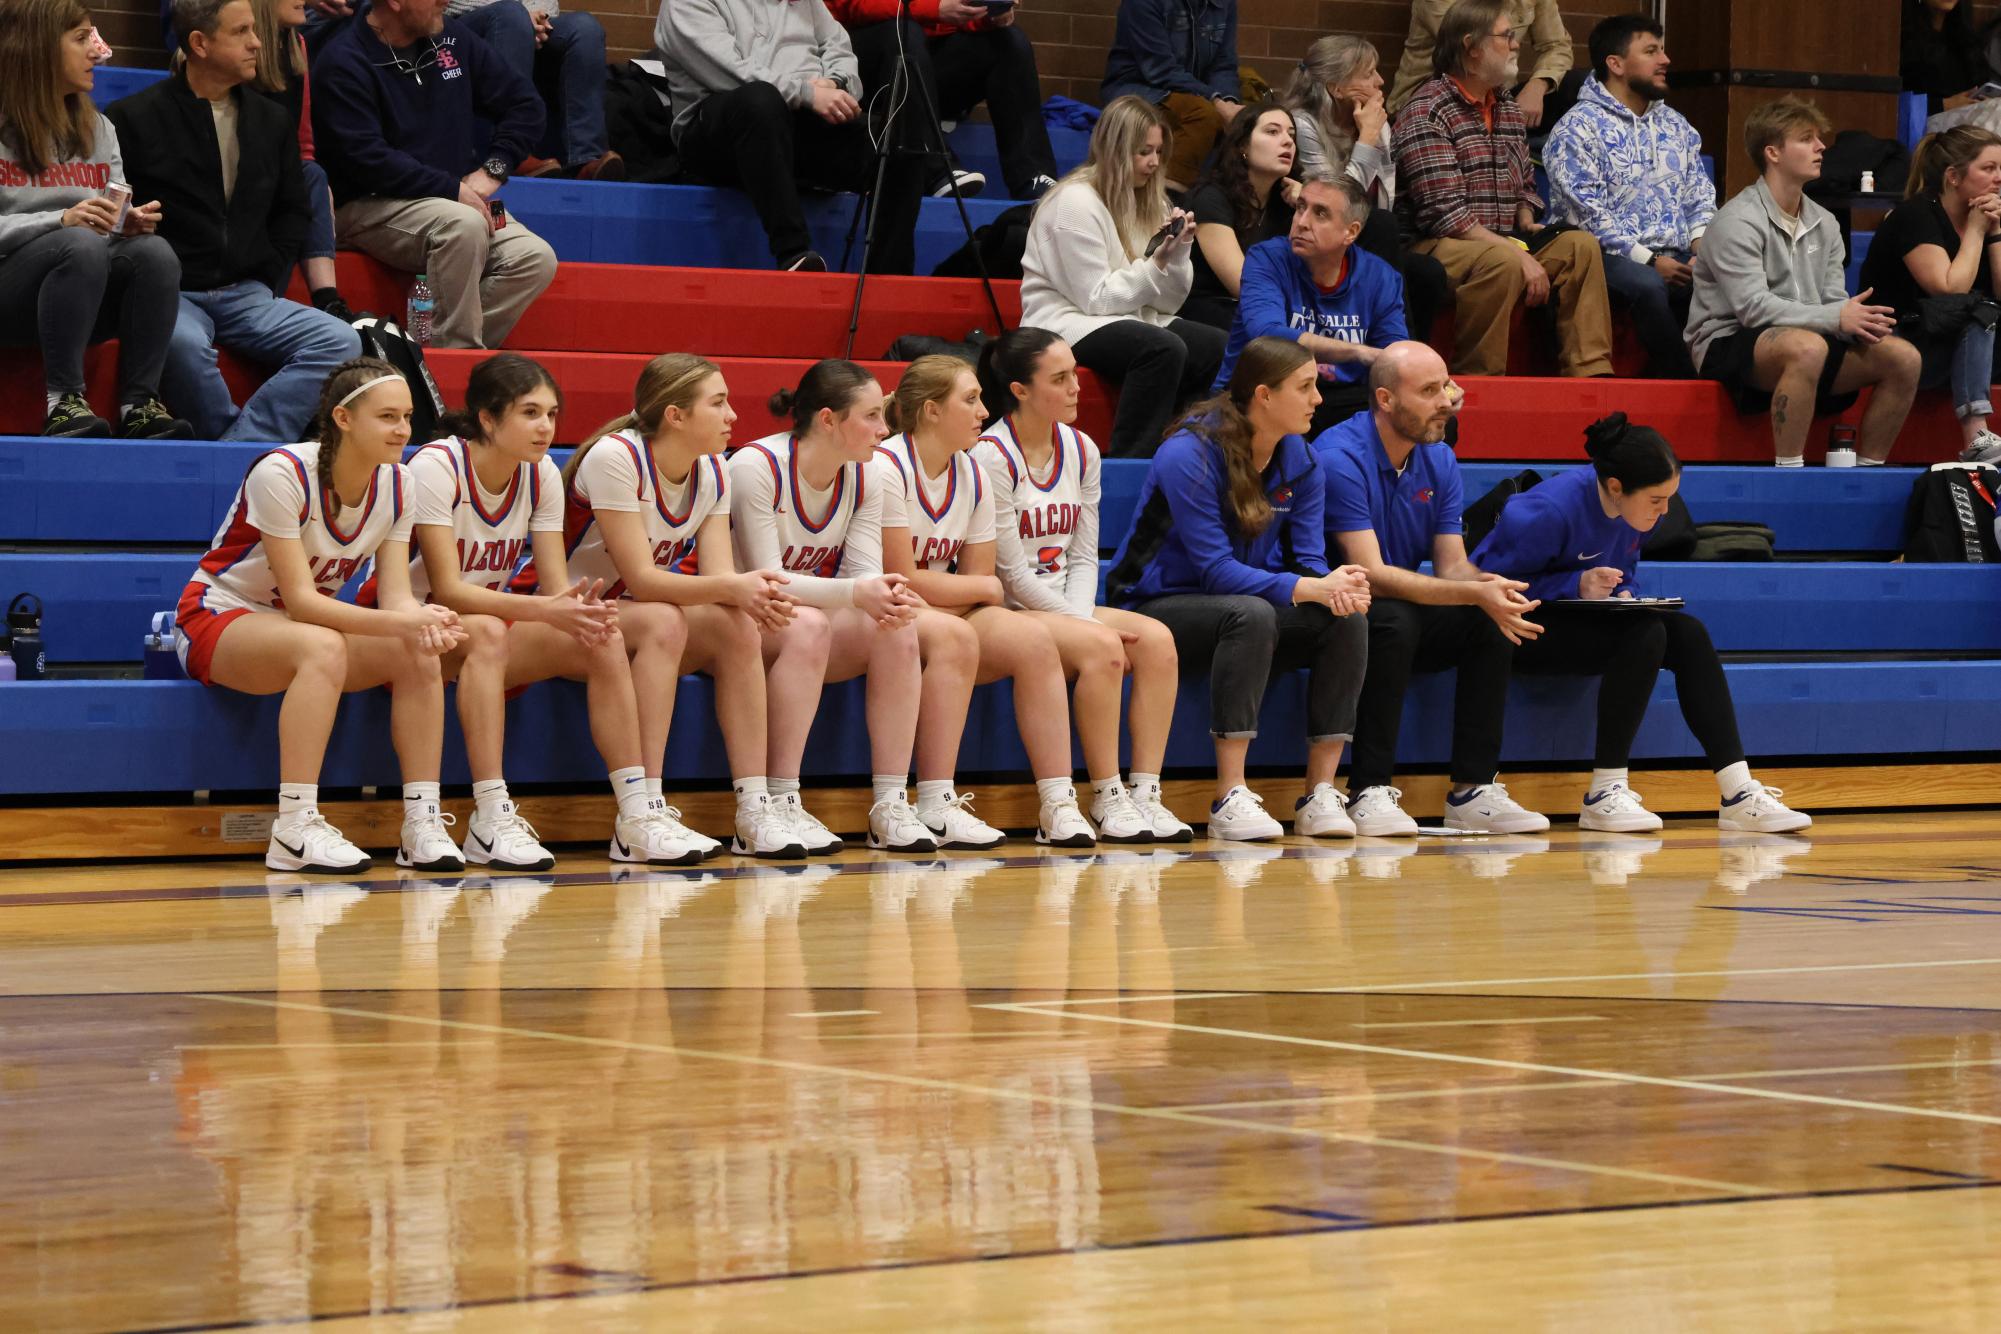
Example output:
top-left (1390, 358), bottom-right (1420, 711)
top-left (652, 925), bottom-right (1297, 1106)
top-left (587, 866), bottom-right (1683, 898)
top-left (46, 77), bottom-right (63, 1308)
top-left (974, 418), bottom-right (1098, 599)
top-left (562, 431), bottom-right (731, 598)
top-left (404, 436), bottom-right (564, 599)
top-left (874, 434), bottom-right (995, 571)
top-left (188, 441), bottom-right (413, 615)
top-left (728, 433), bottom-right (872, 578)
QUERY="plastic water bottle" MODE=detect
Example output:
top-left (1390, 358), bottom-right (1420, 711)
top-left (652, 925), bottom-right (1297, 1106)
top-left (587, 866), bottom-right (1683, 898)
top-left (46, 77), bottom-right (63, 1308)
top-left (407, 273), bottom-right (435, 347)
top-left (7, 594), bottom-right (43, 681)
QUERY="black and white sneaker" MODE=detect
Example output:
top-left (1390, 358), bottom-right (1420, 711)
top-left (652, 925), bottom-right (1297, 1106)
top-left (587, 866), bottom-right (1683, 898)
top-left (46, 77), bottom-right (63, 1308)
top-left (43, 392), bottom-right (110, 438)
top-left (930, 168), bottom-right (986, 198)
top-left (266, 809), bottom-right (372, 874)
top-left (118, 397), bottom-right (194, 440)
top-left (782, 250), bottom-right (828, 273)
top-left (1024, 174), bottom-right (1058, 199)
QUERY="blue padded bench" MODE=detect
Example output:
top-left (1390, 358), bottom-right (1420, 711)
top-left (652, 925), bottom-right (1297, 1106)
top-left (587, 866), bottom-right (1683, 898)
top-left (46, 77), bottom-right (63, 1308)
top-left (945, 121), bottom-right (1091, 199)
top-left (4, 659), bottom-right (1997, 796)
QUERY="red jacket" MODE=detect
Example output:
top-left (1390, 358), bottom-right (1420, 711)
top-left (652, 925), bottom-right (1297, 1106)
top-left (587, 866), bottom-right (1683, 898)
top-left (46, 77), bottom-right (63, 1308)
top-left (821, 0), bottom-right (992, 39)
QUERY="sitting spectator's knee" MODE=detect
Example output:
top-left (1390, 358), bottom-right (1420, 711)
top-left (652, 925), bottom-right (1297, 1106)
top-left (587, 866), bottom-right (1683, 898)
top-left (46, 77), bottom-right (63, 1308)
top-left (1770, 328), bottom-right (1827, 375)
top-left (736, 80), bottom-right (791, 123)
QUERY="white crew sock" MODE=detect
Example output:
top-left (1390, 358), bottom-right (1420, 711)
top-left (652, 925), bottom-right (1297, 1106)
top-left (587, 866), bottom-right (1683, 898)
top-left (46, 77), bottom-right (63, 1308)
top-left (403, 781), bottom-right (440, 821)
top-left (277, 783), bottom-right (316, 821)
top-left (1589, 768), bottom-right (1630, 796)
top-left (1715, 761), bottom-right (1754, 798)
top-left (1129, 770), bottom-right (1161, 794)
top-left (1091, 776), bottom-right (1125, 802)
top-left (609, 766), bottom-right (650, 820)
top-left (872, 774), bottom-right (907, 806)
top-left (1775, 455), bottom-right (1805, 468)
top-left (1857, 455), bottom-right (1886, 466)
top-left (1035, 776), bottom-right (1075, 808)
top-left (915, 778), bottom-right (954, 811)
top-left (46, 391), bottom-right (64, 412)
top-left (733, 776), bottom-right (770, 813)
top-left (644, 776), bottom-right (664, 800)
top-left (770, 776), bottom-right (801, 800)
top-left (472, 778), bottom-right (509, 820)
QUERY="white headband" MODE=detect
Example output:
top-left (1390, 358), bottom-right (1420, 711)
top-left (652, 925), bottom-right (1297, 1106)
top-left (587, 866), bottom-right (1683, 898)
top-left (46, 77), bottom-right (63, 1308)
top-left (336, 373), bottom-right (405, 410)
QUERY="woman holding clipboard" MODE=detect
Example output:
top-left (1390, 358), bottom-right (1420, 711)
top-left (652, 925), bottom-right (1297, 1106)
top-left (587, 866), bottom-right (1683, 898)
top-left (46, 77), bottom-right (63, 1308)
top-left (1471, 414), bottom-right (1810, 834)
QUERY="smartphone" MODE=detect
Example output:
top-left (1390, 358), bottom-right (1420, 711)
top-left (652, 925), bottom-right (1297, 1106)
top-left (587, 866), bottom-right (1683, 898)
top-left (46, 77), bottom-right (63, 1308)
top-left (1143, 213), bottom-right (1185, 259)
top-left (980, 0), bottom-right (1016, 11)
top-left (488, 199), bottom-right (508, 229)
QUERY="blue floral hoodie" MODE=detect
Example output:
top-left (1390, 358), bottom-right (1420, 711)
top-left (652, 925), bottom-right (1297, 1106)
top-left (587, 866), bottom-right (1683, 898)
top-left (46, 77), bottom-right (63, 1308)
top-left (1543, 74), bottom-right (1717, 266)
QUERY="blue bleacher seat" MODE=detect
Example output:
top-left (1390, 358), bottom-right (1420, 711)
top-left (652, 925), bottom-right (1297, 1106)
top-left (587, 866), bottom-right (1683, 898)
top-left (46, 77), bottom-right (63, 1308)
top-left (944, 121), bottom-right (1090, 198)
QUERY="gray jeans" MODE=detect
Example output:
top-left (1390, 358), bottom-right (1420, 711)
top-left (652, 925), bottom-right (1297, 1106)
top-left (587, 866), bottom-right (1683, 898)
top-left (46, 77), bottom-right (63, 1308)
top-left (334, 196), bottom-right (557, 349)
top-left (0, 228), bottom-right (179, 401)
top-left (1135, 594), bottom-right (1367, 740)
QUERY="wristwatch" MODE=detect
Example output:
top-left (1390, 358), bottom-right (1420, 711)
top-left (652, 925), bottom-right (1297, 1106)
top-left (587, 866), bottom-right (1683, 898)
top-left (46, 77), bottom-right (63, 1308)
top-left (482, 156), bottom-right (511, 183)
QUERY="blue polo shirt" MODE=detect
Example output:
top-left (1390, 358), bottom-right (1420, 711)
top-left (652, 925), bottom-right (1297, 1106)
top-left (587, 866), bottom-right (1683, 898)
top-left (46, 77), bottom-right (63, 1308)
top-left (1313, 411), bottom-right (1463, 570)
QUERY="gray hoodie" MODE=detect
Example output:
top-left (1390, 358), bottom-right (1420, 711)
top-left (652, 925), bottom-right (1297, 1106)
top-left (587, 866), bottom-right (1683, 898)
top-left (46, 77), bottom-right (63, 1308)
top-left (0, 112), bottom-right (127, 258)
top-left (654, 0), bottom-right (860, 144)
top-left (1684, 177), bottom-right (1848, 369)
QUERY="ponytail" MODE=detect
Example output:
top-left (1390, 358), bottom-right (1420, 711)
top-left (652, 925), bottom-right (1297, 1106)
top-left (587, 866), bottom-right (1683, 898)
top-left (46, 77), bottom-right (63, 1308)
top-left (312, 356), bottom-right (404, 500)
top-left (1166, 336), bottom-right (1314, 538)
top-left (770, 358), bottom-right (877, 434)
top-left (1582, 412), bottom-right (1679, 490)
top-left (1906, 125), bottom-right (2001, 200)
top-left (884, 354), bottom-right (974, 435)
top-left (975, 327), bottom-right (1064, 423)
top-left (565, 352), bottom-right (720, 488)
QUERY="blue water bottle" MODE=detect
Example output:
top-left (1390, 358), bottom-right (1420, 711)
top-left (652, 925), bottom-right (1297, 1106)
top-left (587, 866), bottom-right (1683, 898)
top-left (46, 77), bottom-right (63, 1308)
top-left (8, 593), bottom-right (44, 680)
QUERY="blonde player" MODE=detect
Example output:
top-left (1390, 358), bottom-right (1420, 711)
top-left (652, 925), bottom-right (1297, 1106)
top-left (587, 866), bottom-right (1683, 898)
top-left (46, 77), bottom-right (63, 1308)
top-left (173, 358), bottom-right (467, 874)
top-left (876, 356), bottom-right (1099, 848)
top-left (545, 353), bottom-right (808, 859)
top-left (393, 353), bottom-right (707, 869)
top-left (974, 330), bottom-right (1191, 842)
top-left (730, 359), bottom-right (938, 854)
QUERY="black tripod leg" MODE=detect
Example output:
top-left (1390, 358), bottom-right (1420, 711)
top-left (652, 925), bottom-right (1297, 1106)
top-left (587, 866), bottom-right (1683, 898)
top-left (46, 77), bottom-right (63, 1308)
top-left (910, 78), bottom-right (1009, 334)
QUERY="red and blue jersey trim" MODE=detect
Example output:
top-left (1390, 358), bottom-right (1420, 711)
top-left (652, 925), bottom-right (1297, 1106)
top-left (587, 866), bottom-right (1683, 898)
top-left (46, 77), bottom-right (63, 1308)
top-left (461, 440), bottom-right (523, 528)
top-left (321, 466), bottom-right (381, 547)
top-left (786, 437), bottom-right (846, 533)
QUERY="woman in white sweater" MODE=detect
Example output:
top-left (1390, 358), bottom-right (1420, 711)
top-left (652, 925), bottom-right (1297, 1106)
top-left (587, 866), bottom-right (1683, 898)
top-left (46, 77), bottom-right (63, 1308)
top-left (1019, 95), bottom-right (1226, 457)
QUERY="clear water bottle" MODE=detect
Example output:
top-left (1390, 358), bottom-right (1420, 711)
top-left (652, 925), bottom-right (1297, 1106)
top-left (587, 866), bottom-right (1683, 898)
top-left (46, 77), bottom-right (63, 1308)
top-left (407, 273), bottom-right (435, 347)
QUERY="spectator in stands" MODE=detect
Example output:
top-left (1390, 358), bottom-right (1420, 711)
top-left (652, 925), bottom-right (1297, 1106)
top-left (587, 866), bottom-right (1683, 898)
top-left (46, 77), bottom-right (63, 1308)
top-left (1396, 0), bottom-right (1614, 379)
top-left (1902, 0), bottom-right (1989, 118)
top-left (110, 0), bottom-right (362, 444)
top-left (823, 0), bottom-right (1059, 201)
top-left (1317, 340), bottom-right (1547, 838)
top-left (1283, 35), bottom-right (1447, 338)
top-left (1179, 101), bottom-right (1300, 330)
top-left (1686, 97), bottom-right (1923, 466)
top-left (1861, 126), bottom-right (2001, 465)
top-left (248, 0), bottom-right (353, 321)
top-left (1021, 95), bottom-right (1224, 457)
top-left (1105, 335), bottom-right (1373, 843)
top-left (443, 0), bottom-right (622, 181)
top-left (1389, 0), bottom-right (1570, 128)
top-left (1217, 175), bottom-right (1407, 435)
top-left (656, 0), bottom-right (923, 274)
top-left (1544, 15), bottom-right (1713, 379)
top-left (0, 0), bottom-right (191, 440)
top-left (313, 0), bottom-right (557, 349)
top-left (1471, 414), bottom-right (1812, 834)
top-left (1102, 0), bottom-right (1240, 194)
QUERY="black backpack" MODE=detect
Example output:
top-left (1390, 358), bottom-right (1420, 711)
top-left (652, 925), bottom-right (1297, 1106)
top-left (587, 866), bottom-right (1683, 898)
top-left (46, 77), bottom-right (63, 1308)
top-left (1903, 463), bottom-right (2001, 562)
top-left (1643, 492), bottom-right (1697, 559)
top-left (351, 316), bottom-right (445, 445)
top-left (603, 60), bottom-right (681, 184)
top-left (931, 203), bottom-right (1035, 280)
top-left (1461, 468), bottom-right (1543, 550)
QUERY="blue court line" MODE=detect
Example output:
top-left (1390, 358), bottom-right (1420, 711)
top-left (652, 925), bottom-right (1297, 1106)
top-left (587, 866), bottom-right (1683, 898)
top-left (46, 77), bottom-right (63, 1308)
top-left (118, 1177), bottom-right (2001, 1334)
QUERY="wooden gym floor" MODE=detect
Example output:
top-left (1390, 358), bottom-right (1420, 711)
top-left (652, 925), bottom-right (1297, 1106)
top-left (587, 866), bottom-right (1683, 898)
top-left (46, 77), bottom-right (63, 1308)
top-left (4, 809), bottom-right (2001, 1331)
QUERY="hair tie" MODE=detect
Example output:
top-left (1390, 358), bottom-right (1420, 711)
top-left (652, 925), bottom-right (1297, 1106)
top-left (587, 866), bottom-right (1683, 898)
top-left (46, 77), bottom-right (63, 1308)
top-left (336, 373), bottom-right (404, 410)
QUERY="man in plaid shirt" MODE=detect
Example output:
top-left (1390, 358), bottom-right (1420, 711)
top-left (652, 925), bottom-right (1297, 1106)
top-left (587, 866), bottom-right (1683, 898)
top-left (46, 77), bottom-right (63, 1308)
top-left (1393, 0), bottom-right (1613, 377)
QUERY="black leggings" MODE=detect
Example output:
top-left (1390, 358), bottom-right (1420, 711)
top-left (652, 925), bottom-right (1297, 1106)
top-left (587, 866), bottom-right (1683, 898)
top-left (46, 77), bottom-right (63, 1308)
top-left (0, 228), bottom-right (180, 402)
top-left (1072, 317), bottom-right (1227, 457)
top-left (1511, 608), bottom-right (1745, 769)
top-left (1136, 595), bottom-right (1367, 740)
top-left (1349, 598), bottom-right (1515, 791)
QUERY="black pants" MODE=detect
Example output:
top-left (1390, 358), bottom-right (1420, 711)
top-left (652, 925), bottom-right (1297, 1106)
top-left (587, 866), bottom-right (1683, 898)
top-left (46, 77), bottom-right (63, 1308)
top-left (675, 81), bottom-right (923, 273)
top-left (0, 228), bottom-right (179, 402)
top-left (1601, 253), bottom-right (1697, 378)
top-left (848, 20), bottom-right (1058, 198)
top-left (1511, 608), bottom-right (1744, 769)
top-left (1073, 317), bottom-right (1227, 457)
top-left (1357, 208), bottom-right (1447, 346)
top-left (1349, 598), bottom-right (1515, 791)
top-left (1136, 595), bottom-right (1368, 739)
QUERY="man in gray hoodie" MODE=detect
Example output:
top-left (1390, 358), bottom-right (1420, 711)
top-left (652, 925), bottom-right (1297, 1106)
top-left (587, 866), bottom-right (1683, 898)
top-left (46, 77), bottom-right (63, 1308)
top-left (656, 0), bottom-right (922, 274)
top-left (1684, 96), bottom-right (1921, 466)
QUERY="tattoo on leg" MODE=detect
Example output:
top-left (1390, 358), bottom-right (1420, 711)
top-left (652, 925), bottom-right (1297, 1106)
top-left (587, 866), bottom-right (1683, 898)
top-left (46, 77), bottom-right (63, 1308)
top-left (1773, 391), bottom-right (1789, 432)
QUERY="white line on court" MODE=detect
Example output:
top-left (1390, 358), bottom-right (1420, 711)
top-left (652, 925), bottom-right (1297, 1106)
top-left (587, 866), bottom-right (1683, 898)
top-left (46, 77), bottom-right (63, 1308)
top-left (1355, 1016), bottom-right (1609, 1031)
top-left (790, 1009), bottom-right (879, 1018)
top-left (1306, 955), bottom-right (2001, 993)
top-left (189, 993), bottom-right (1770, 1197)
top-left (981, 1003), bottom-right (2001, 1130)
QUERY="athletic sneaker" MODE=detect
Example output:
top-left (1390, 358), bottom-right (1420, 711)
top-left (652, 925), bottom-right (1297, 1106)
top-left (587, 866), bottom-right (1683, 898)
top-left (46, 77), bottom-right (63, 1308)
top-left (1036, 791), bottom-right (1097, 848)
top-left (463, 800), bottom-right (556, 871)
top-left (782, 250), bottom-right (828, 273)
top-left (117, 397), bottom-right (193, 440)
top-left (1443, 781), bottom-right (1550, 834)
top-left (1207, 785), bottom-right (1283, 842)
top-left (653, 803), bottom-right (723, 860)
top-left (42, 391), bottom-right (109, 438)
top-left (1579, 782), bottom-right (1664, 833)
top-left (1714, 831), bottom-right (1812, 894)
top-left (266, 809), bottom-right (371, 873)
top-left (1579, 834), bottom-right (1663, 888)
top-left (1216, 842), bottom-right (1284, 888)
top-left (397, 806), bottom-right (466, 872)
top-left (1718, 784), bottom-right (1813, 833)
top-left (1446, 834), bottom-right (1549, 880)
top-left (1025, 174), bottom-right (1058, 199)
top-left (918, 790), bottom-right (1007, 850)
top-left (929, 168), bottom-right (986, 197)
top-left (1352, 839), bottom-right (1419, 879)
top-left (1088, 782), bottom-right (1153, 844)
top-left (731, 793), bottom-right (808, 859)
top-left (1130, 779), bottom-right (1194, 843)
top-left (775, 791), bottom-right (845, 854)
top-left (1293, 783), bottom-right (1356, 838)
top-left (609, 812), bottom-right (703, 866)
top-left (1961, 428), bottom-right (2001, 465)
top-left (1347, 785), bottom-right (1419, 837)
top-left (869, 794), bottom-right (942, 853)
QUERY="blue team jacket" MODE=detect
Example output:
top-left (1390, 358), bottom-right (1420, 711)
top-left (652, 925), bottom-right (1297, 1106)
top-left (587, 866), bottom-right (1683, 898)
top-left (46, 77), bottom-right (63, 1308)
top-left (1215, 238), bottom-right (1408, 391)
top-left (1469, 466), bottom-right (1645, 602)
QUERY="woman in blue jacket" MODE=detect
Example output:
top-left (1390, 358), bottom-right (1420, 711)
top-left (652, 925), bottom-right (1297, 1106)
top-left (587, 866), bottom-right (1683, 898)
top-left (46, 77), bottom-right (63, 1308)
top-left (1471, 414), bottom-right (1810, 835)
top-left (1106, 335), bottom-right (1373, 842)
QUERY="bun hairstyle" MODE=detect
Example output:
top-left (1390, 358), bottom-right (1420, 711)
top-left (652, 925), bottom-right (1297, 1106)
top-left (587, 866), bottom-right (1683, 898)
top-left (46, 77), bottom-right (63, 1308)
top-left (1582, 412), bottom-right (1679, 491)
top-left (885, 354), bottom-right (975, 435)
top-left (1170, 335), bottom-right (1316, 539)
top-left (438, 352), bottom-right (563, 446)
top-left (1906, 124), bottom-right (2001, 200)
top-left (769, 358), bottom-right (877, 433)
top-left (975, 327), bottom-right (1063, 423)
top-left (566, 352), bottom-right (719, 485)
top-left (313, 355), bottom-right (405, 498)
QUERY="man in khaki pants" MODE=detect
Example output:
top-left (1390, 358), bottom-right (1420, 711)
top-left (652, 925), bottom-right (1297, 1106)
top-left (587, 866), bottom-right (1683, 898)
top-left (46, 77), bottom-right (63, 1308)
top-left (313, 0), bottom-right (557, 348)
top-left (1394, 0), bottom-right (1613, 378)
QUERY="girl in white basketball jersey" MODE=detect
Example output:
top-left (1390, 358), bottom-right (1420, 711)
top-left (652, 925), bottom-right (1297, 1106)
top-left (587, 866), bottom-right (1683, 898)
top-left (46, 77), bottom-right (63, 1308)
top-left (174, 358), bottom-right (468, 875)
top-left (554, 353), bottom-right (808, 859)
top-left (876, 356), bottom-right (1099, 848)
top-left (973, 330), bottom-right (1192, 842)
top-left (399, 354), bottom-right (706, 870)
top-left (730, 360), bottom-right (937, 854)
